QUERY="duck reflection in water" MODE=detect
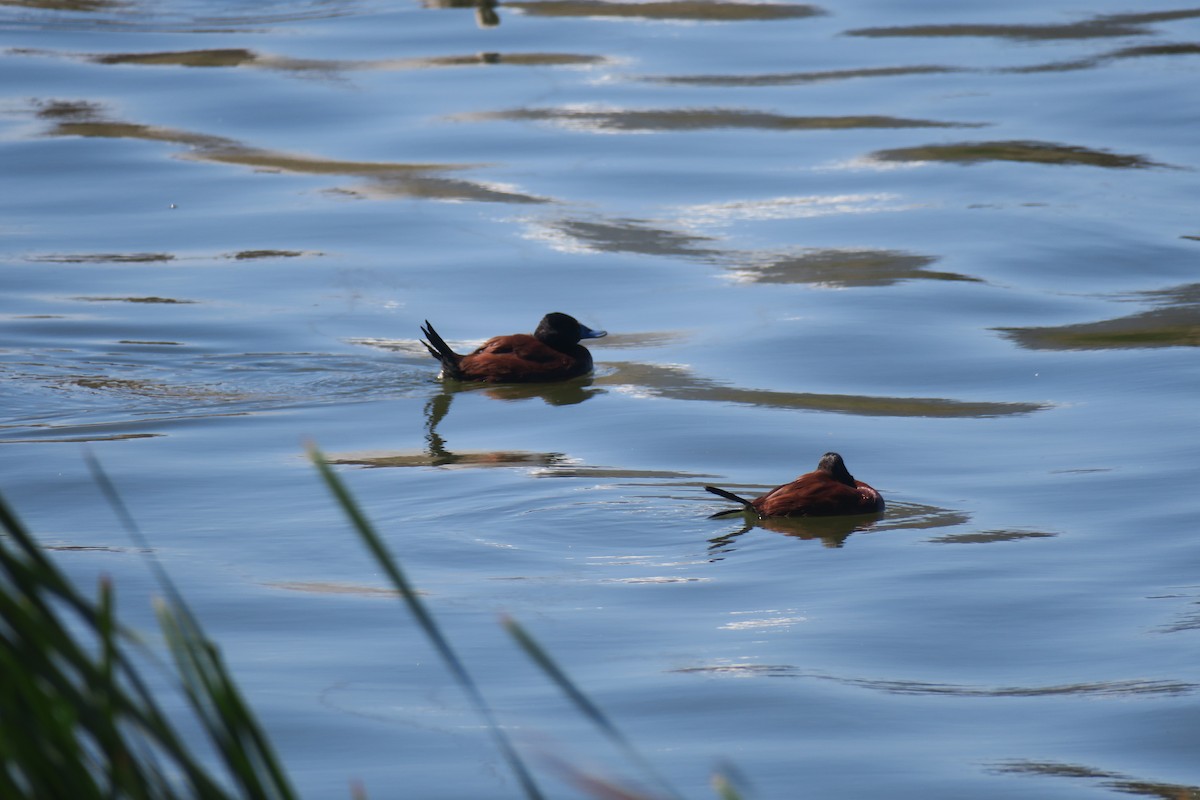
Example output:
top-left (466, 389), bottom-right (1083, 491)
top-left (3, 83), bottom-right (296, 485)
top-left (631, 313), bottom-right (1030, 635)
top-left (421, 312), bottom-right (606, 383)
top-left (419, 382), bottom-right (596, 467)
top-left (708, 513), bottom-right (882, 551)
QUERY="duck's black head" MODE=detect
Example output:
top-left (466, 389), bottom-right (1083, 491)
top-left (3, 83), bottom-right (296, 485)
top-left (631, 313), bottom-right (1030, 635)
top-left (817, 452), bottom-right (856, 486)
top-left (535, 312), bottom-right (607, 350)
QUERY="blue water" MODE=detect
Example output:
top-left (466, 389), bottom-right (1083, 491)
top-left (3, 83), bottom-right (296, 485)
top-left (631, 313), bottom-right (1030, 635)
top-left (3, 0), bottom-right (1200, 797)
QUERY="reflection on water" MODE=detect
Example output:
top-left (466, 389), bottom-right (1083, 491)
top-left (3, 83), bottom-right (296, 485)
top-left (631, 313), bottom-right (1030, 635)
top-left (37, 101), bottom-right (548, 205)
top-left (647, 64), bottom-right (961, 87)
top-left (540, 217), bottom-right (721, 259)
top-left (726, 249), bottom-right (978, 287)
top-left (28, 250), bottom-right (312, 264)
top-left (457, 106), bottom-right (979, 133)
top-left (642, 39), bottom-right (1200, 87)
top-left (328, 449), bottom-right (569, 469)
top-left (363, 336), bottom-right (1040, 417)
top-left (74, 296), bottom-right (196, 304)
top-left (264, 581), bottom-right (400, 597)
top-left (60, 46), bottom-right (609, 73)
top-left (7, 0), bottom-right (1200, 794)
top-left (3, 0), bottom-right (362, 30)
top-left (1006, 41), bottom-right (1200, 74)
top-left (927, 529), bottom-right (1056, 544)
top-left (330, 385), bottom-right (598, 468)
top-left (0, 432), bottom-right (162, 444)
top-left (4, 0), bottom-right (117, 10)
top-left (708, 512), bottom-right (883, 550)
top-left (328, 391), bottom-right (708, 477)
top-left (28, 252), bottom-right (175, 263)
top-left (847, 9), bottom-right (1200, 41)
top-left (533, 216), bottom-right (975, 286)
top-left (598, 362), bottom-right (1047, 417)
top-left (871, 140), bottom-right (1163, 169)
top-left (998, 283), bottom-right (1200, 350)
top-left (675, 666), bottom-right (1197, 697)
top-left (993, 760), bottom-right (1200, 799)
top-left (503, 0), bottom-right (823, 22)
top-left (707, 499), bottom-right (968, 551)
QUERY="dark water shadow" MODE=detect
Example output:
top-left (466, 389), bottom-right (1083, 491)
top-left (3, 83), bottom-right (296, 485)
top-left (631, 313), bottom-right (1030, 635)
top-left (93, 49), bottom-right (607, 72)
top-left (16, 45), bottom-right (609, 76)
top-left (328, 449), bottom-right (572, 469)
top-left (635, 38), bottom-right (1200, 87)
top-left (674, 666), bottom-right (1198, 698)
top-left (24, 249), bottom-right (312, 264)
top-left (542, 217), bottom-right (724, 260)
top-left (263, 581), bottom-right (401, 598)
top-left (329, 385), bottom-right (709, 479)
top-left (997, 283), bottom-right (1200, 350)
top-left (991, 760), bottom-right (1200, 799)
top-left (501, 0), bottom-right (824, 22)
top-left (0, 431), bottom-right (163, 445)
top-left (2, 0), bottom-right (125, 10)
top-left (597, 362), bottom-right (1047, 418)
top-left (846, 8), bottom-right (1200, 41)
top-left (536, 216), bottom-right (980, 286)
top-left (35, 100), bottom-right (549, 205)
top-left (728, 249), bottom-right (980, 286)
top-left (644, 64), bottom-right (963, 87)
top-left (871, 140), bottom-right (1165, 169)
top-left (73, 296), bottom-right (197, 304)
top-left (3, 0), bottom-right (364, 31)
top-left (927, 529), bottom-right (1057, 544)
top-left (455, 106), bottom-right (981, 133)
top-left (1004, 40), bottom-right (1200, 74)
top-left (329, 384), bottom-right (597, 469)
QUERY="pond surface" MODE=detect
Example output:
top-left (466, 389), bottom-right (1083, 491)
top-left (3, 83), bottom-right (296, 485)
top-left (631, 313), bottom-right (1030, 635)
top-left (3, 0), bottom-right (1200, 797)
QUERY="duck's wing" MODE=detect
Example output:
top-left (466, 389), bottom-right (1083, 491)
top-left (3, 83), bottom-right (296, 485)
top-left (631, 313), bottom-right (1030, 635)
top-left (756, 473), bottom-right (874, 517)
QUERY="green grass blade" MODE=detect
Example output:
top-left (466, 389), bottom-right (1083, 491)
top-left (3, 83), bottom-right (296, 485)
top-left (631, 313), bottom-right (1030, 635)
top-left (502, 616), bottom-right (683, 800)
top-left (309, 443), bottom-right (546, 800)
top-left (80, 455), bottom-right (300, 800)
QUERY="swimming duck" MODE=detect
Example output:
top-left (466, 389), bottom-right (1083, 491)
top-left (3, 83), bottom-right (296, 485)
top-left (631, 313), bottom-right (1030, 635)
top-left (420, 312), bottom-right (607, 383)
top-left (706, 452), bottom-right (884, 518)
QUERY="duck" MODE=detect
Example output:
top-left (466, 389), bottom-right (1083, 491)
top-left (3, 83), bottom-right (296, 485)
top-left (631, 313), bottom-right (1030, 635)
top-left (420, 312), bottom-right (607, 383)
top-left (705, 452), bottom-right (884, 519)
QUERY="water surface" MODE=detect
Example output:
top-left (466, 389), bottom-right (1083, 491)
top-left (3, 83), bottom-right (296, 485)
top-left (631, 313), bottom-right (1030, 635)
top-left (3, 0), bottom-right (1200, 797)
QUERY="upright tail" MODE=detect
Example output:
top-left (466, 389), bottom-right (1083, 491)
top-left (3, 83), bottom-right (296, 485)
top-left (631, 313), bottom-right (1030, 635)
top-left (704, 485), bottom-right (759, 519)
top-left (420, 320), bottom-right (463, 379)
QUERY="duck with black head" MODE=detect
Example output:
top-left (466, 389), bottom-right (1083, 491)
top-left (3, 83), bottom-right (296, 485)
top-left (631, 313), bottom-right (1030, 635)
top-left (706, 452), bottom-right (884, 519)
top-left (420, 312), bottom-right (607, 383)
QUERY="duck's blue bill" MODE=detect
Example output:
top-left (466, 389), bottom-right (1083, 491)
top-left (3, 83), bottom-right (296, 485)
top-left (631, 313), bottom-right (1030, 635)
top-left (580, 326), bottom-right (607, 339)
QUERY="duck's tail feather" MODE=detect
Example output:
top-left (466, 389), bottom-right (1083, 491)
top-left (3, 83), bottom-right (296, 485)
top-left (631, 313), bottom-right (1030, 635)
top-left (420, 320), bottom-right (463, 378)
top-left (705, 485), bottom-right (757, 519)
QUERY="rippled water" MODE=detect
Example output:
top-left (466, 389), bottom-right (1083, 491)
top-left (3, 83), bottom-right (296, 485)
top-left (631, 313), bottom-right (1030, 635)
top-left (3, 0), bottom-right (1200, 797)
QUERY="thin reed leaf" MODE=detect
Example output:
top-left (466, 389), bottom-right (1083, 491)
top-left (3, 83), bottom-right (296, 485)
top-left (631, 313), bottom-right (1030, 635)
top-left (502, 616), bottom-right (683, 800)
top-left (309, 443), bottom-right (546, 800)
top-left (2, 474), bottom-right (296, 800)
top-left (84, 451), bottom-right (299, 800)
top-left (711, 771), bottom-right (747, 800)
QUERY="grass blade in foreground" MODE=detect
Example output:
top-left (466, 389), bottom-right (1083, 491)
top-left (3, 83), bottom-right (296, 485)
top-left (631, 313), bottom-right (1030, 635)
top-left (309, 444), bottom-right (546, 800)
top-left (0, 488), bottom-right (298, 800)
top-left (503, 615), bottom-right (684, 800)
top-left (86, 451), bottom-right (298, 800)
